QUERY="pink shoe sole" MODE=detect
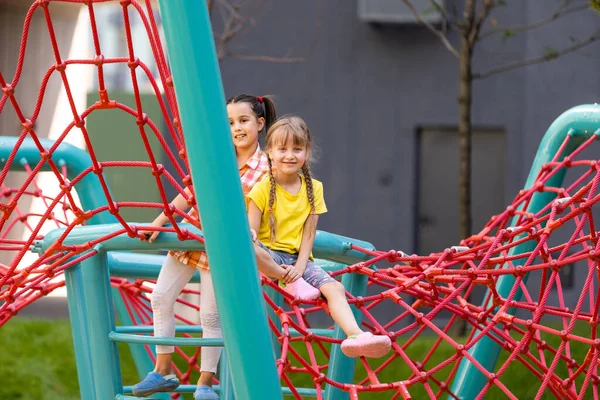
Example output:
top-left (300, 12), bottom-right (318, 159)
top-left (341, 332), bottom-right (392, 358)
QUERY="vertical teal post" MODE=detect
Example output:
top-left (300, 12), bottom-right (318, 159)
top-left (324, 271), bottom-right (368, 400)
top-left (65, 251), bottom-right (122, 399)
top-left (265, 285), bottom-right (284, 357)
top-left (157, 1), bottom-right (282, 399)
top-left (451, 105), bottom-right (600, 399)
top-left (219, 349), bottom-right (236, 400)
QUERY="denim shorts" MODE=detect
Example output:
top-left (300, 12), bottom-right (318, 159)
top-left (257, 242), bottom-right (336, 289)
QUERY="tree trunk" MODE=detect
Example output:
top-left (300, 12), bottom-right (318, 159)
top-left (458, 35), bottom-right (473, 243)
top-left (456, 33), bottom-right (473, 337)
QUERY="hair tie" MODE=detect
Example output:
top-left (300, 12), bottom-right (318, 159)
top-left (257, 96), bottom-right (264, 103)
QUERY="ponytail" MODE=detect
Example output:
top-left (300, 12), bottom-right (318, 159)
top-left (261, 96), bottom-right (277, 133)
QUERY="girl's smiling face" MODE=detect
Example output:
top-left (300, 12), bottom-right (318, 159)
top-left (268, 129), bottom-right (308, 177)
top-left (227, 102), bottom-right (264, 151)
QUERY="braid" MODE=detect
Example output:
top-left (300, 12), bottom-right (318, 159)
top-left (301, 164), bottom-right (317, 239)
top-left (301, 164), bottom-right (316, 214)
top-left (267, 156), bottom-right (277, 242)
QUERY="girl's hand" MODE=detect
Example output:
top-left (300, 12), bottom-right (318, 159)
top-left (281, 263), bottom-right (305, 284)
top-left (250, 228), bottom-right (257, 242)
top-left (139, 220), bottom-right (165, 243)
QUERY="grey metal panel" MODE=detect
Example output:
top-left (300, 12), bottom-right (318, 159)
top-left (358, 0), bottom-right (444, 24)
top-left (417, 127), bottom-right (506, 256)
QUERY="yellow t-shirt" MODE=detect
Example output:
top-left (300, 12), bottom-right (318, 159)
top-left (246, 174), bottom-right (327, 255)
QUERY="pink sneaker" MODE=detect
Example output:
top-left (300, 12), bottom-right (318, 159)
top-left (341, 332), bottom-right (392, 358)
top-left (280, 278), bottom-right (320, 301)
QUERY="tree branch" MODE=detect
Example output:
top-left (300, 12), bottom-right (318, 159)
top-left (228, 54), bottom-right (307, 63)
top-left (428, 0), bottom-right (451, 24)
top-left (473, 29), bottom-right (600, 79)
top-left (401, 0), bottom-right (460, 58)
top-left (218, 0), bottom-right (322, 63)
top-left (469, 0), bottom-right (496, 46)
top-left (479, 2), bottom-right (589, 41)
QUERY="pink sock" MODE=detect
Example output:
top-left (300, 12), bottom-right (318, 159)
top-left (282, 278), bottom-right (320, 300)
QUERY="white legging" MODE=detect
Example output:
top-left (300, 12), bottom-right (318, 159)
top-left (151, 254), bottom-right (222, 374)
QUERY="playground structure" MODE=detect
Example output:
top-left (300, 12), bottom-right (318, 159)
top-left (1, 1), bottom-right (600, 399)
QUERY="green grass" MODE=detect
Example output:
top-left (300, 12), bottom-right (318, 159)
top-left (0, 318), bottom-right (139, 400)
top-left (1, 318), bottom-right (596, 399)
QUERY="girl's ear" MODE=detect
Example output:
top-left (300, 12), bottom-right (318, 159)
top-left (257, 117), bottom-right (265, 132)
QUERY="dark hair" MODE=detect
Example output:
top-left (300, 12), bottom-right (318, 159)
top-left (226, 94), bottom-right (276, 134)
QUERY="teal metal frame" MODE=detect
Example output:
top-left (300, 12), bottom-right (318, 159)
top-left (451, 104), bottom-right (600, 399)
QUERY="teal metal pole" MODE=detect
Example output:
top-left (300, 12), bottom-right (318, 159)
top-left (451, 104), bottom-right (600, 399)
top-left (219, 349), bottom-right (236, 400)
top-left (64, 262), bottom-right (96, 400)
top-left (65, 250), bottom-right (123, 399)
top-left (157, 1), bottom-right (282, 398)
top-left (107, 251), bottom-right (344, 280)
top-left (324, 271), bottom-right (369, 400)
top-left (313, 231), bottom-right (376, 265)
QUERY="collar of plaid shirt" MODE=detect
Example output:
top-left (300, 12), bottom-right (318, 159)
top-left (243, 144), bottom-right (264, 170)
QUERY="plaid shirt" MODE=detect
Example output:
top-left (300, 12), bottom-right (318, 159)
top-left (170, 146), bottom-right (269, 271)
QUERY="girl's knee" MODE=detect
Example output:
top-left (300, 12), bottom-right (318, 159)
top-left (201, 310), bottom-right (221, 329)
top-left (151, 290), bottom-right (174, 312)
top-left (150, 291), bottom-right (165, 310)
top-left (320, 281), bottom-right (345, 297)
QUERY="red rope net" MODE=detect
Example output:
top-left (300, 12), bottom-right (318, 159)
top-left (1, 1), bottom-right (599, 399)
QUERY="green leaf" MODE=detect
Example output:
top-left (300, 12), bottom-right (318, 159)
top-left (543, 46), bottom-right (559, 60)
top-left (590, 0), bottom-right (600, 14)
top-left (421, 5), bottom-right (441, 16)
top-left (503, 29), bottom-right (516, 38)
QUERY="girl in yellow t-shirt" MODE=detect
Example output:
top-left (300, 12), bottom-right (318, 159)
top-left (246, 116), bottom-right (392, 359)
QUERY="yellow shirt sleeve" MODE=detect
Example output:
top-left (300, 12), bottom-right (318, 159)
top-left (246, 176), bottom-right (269, 212)
top-left (313, 180), bottom-right (327, 215)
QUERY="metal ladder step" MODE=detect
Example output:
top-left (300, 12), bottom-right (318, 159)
top-left (109, 332), bottom-right (224, 347)
top-left (119, 384), bottom-right (318, 397)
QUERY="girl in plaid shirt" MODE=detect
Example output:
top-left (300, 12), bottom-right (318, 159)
top-left (133, 94), bottom-right (275, 400)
